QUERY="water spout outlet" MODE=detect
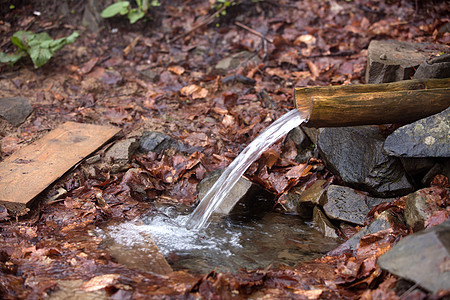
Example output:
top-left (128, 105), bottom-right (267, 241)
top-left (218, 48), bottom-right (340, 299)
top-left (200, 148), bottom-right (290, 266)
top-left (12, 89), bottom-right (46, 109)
top-left (295, 78), bottom-right (450, 128)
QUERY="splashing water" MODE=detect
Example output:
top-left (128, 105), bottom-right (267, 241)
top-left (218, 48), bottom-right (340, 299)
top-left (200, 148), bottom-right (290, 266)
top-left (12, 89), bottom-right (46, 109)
top-left (185, 109), bottom-right (306, 230)
top-left (98, 205), bottom-right (341, 274)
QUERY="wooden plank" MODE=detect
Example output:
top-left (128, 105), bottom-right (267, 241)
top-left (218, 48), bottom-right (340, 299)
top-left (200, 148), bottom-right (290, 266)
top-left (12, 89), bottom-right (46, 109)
top-left (0, 122), bottom-right (120, 214)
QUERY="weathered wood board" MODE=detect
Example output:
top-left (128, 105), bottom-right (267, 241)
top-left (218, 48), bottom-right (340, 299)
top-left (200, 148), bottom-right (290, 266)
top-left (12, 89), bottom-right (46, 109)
top-left (0, 122), bottom-right (120, 214)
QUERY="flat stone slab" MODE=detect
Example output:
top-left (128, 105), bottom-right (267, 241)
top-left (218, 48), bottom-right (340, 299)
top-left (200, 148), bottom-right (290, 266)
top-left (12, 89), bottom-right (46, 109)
top-left (323, 185), bottom-right (395, 225)
top-left (0, 122), bottom-right (120, 214)
top-left (378, 220), bottom-right (450, 294)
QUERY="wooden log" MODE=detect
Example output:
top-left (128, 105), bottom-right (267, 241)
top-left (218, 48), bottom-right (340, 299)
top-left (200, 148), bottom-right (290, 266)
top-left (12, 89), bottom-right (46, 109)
top-left (0, 122), bottom-right (120, 215)
top-left (295, 78), bottom-right (450, 127)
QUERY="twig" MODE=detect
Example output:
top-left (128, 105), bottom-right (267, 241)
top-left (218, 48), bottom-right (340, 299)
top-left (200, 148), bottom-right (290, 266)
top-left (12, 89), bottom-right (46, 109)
top-left (170, 4), bottom-right (229, 43)
top-left (235, 21), bottom-right (273, 43)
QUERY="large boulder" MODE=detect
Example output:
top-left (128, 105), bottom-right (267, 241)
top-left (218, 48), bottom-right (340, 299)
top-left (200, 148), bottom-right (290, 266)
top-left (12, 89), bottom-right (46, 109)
top-left (383, 107), bottom-right (450, 158)
top-left (378, 220), bottom-right (450, 294)
top-left (317, 126), bottom-right (413, 197)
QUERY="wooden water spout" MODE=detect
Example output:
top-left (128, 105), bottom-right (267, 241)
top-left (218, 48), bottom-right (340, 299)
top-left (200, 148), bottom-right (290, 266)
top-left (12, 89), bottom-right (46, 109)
top-left (295, 78), bottom-right (450, 127)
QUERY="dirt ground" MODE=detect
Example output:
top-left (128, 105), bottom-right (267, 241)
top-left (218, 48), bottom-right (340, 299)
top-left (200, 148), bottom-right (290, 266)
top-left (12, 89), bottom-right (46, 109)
top-left (0, 0), bottom-right (449, 298)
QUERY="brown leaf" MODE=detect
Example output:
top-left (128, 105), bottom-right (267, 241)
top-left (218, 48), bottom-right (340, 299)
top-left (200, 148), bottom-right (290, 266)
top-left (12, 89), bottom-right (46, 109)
top-left (425, 209), bottom-right (449, 228)
top-left (307, 61), bottom-right (320, 80)
top-left (79, 57), bottom-right (99, 75)
top-left (168, 65), bottom-right (185, 75)
top-left (180, 84), bottom-right (208, 99)
top-left (430, 174), bottom-right (450, 188)
top-left (79, 274), bottom-right (120, 292)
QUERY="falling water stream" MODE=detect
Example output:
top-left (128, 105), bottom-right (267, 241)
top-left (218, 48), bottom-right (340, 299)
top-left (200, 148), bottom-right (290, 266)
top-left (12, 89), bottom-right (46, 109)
top-left (98, 109), bottom-right (341, 274)
top-left (185, 109), bottom-right (306, 229)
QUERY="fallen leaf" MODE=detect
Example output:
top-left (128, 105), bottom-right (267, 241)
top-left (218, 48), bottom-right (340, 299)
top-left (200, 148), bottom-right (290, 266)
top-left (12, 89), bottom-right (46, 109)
top-left (180, 84), bottom-right (208, 99)
top-left (168, 65), bottom-right (185, 75)
top-left (79, 274), bottom-right (120, 292)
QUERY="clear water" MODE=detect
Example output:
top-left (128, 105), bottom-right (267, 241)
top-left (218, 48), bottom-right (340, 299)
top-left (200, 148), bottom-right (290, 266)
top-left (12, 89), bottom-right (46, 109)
top-left (98, 205), bottom-right (341, 274)
top-left (185, 109), bottom-right (306, 230)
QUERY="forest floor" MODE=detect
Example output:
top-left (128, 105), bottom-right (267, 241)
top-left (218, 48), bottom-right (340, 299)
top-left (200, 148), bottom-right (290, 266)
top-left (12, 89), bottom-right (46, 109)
top-left (0, 0), bottom-right (449, 298)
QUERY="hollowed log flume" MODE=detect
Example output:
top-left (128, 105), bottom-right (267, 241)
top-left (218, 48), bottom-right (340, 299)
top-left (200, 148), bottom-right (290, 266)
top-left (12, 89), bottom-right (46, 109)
top-left (295, 78), bottom-right (450, 127)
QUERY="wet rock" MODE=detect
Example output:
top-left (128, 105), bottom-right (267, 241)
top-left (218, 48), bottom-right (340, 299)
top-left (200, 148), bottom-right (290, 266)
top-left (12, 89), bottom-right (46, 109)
top-left (105, 138), bottom-right (139, 173)
top-left (383, 107), bottom-right (450, 158)
top-left (297, 180), bottom-right (328, 217)
top-left (313, 206), bottom-right (339, 238)
top-left (215, 51), bottom-right (261, 74)
top-left (277, 180), bottom-right (327, 217)
top-left (365, 40), bottom-right (447, 84)
top-left (197, 170), bottom-right (274, 217)
top-left (403, 187), bottom-right (446, 232)
top-left (413, 54), bottom-right (450, 80)
top-left (317, 126), bottom-right (413, 197)
top-left (329, 210), bottom-right (396, 255)
top-left (378, 220), bottom-right (450, 294)
top-left (323, 185), bottom-right (395, 225)
top-left (287, 126), bottom-right (315, 163)
top-left (139, 131), bottom-right (183, 155)
top-left (0, 97), bottom-right (33, 126)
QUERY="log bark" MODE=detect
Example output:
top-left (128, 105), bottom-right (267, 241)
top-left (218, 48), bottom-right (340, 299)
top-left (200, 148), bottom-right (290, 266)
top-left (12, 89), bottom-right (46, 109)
top-left (295, 78), bottom-right (450, 127)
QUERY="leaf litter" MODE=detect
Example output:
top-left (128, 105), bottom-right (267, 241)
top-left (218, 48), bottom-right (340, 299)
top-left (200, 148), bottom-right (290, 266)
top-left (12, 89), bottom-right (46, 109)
top-left (0, 0), bottom-right (449, 298)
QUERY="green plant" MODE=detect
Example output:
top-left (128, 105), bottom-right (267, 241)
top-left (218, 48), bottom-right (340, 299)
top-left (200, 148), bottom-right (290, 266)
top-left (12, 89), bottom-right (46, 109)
top-left (101, 0), bottom-right (160, 24)
top-left (0, 30), bottom-right (79, 68)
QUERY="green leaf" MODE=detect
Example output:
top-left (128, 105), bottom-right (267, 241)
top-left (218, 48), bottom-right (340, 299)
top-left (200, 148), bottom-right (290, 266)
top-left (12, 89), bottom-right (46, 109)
top-left (101, 1), bottom-right (130, 18)
top-left (11, 31), bottom-right (36, 50)
top-left (29, 46), bottom-right (52, 68)
top-left (151, 0), bottom-right (160, 6)
top-left (0, 51), bottom-right (26, 65)
top-left (128, 8), bottom-right (145, 24)
top-left (48, 31), bottom-right (79, 52)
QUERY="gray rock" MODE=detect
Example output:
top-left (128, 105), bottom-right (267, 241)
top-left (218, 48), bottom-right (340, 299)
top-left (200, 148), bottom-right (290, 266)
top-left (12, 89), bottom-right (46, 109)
top-left (0, 97), bottom-right (33, 126)
top-left (323, 185), bottom-right (395, 225)
top-left (413, 54), bottom-right (450, 80)
top-left (105, 138), bottom-right (139, 173)
top-left (378, 220), bottom-right (450, 294)
top-left (400, 157), bottom-right (436, 177)
top-left (404, 188), bottom-right (434, 232)
top-left (277, 180), bottom-right (327, 217)
top-left (197, 170), bottom-right (274, 217)
top-left (383, 107), bottom-right (450, 158)
top-left (139, 131), bottom-right (183, 155)
top-left (328, 210), bottom-right (395, 255)
top-left (215, 51), bottom-right (261, 74)
top-left (365, 40), bottom-right (448, 84)
top-left (287, 126), bottom-right (315, 163)
top-left (313, 206), bottom-right (339, 238)
top-left (297, 180), bottom-right (328, 217)
top-left (82, 0), bottom-right (103, 34)
top-left (317, 126), bottom-right (413, 197)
